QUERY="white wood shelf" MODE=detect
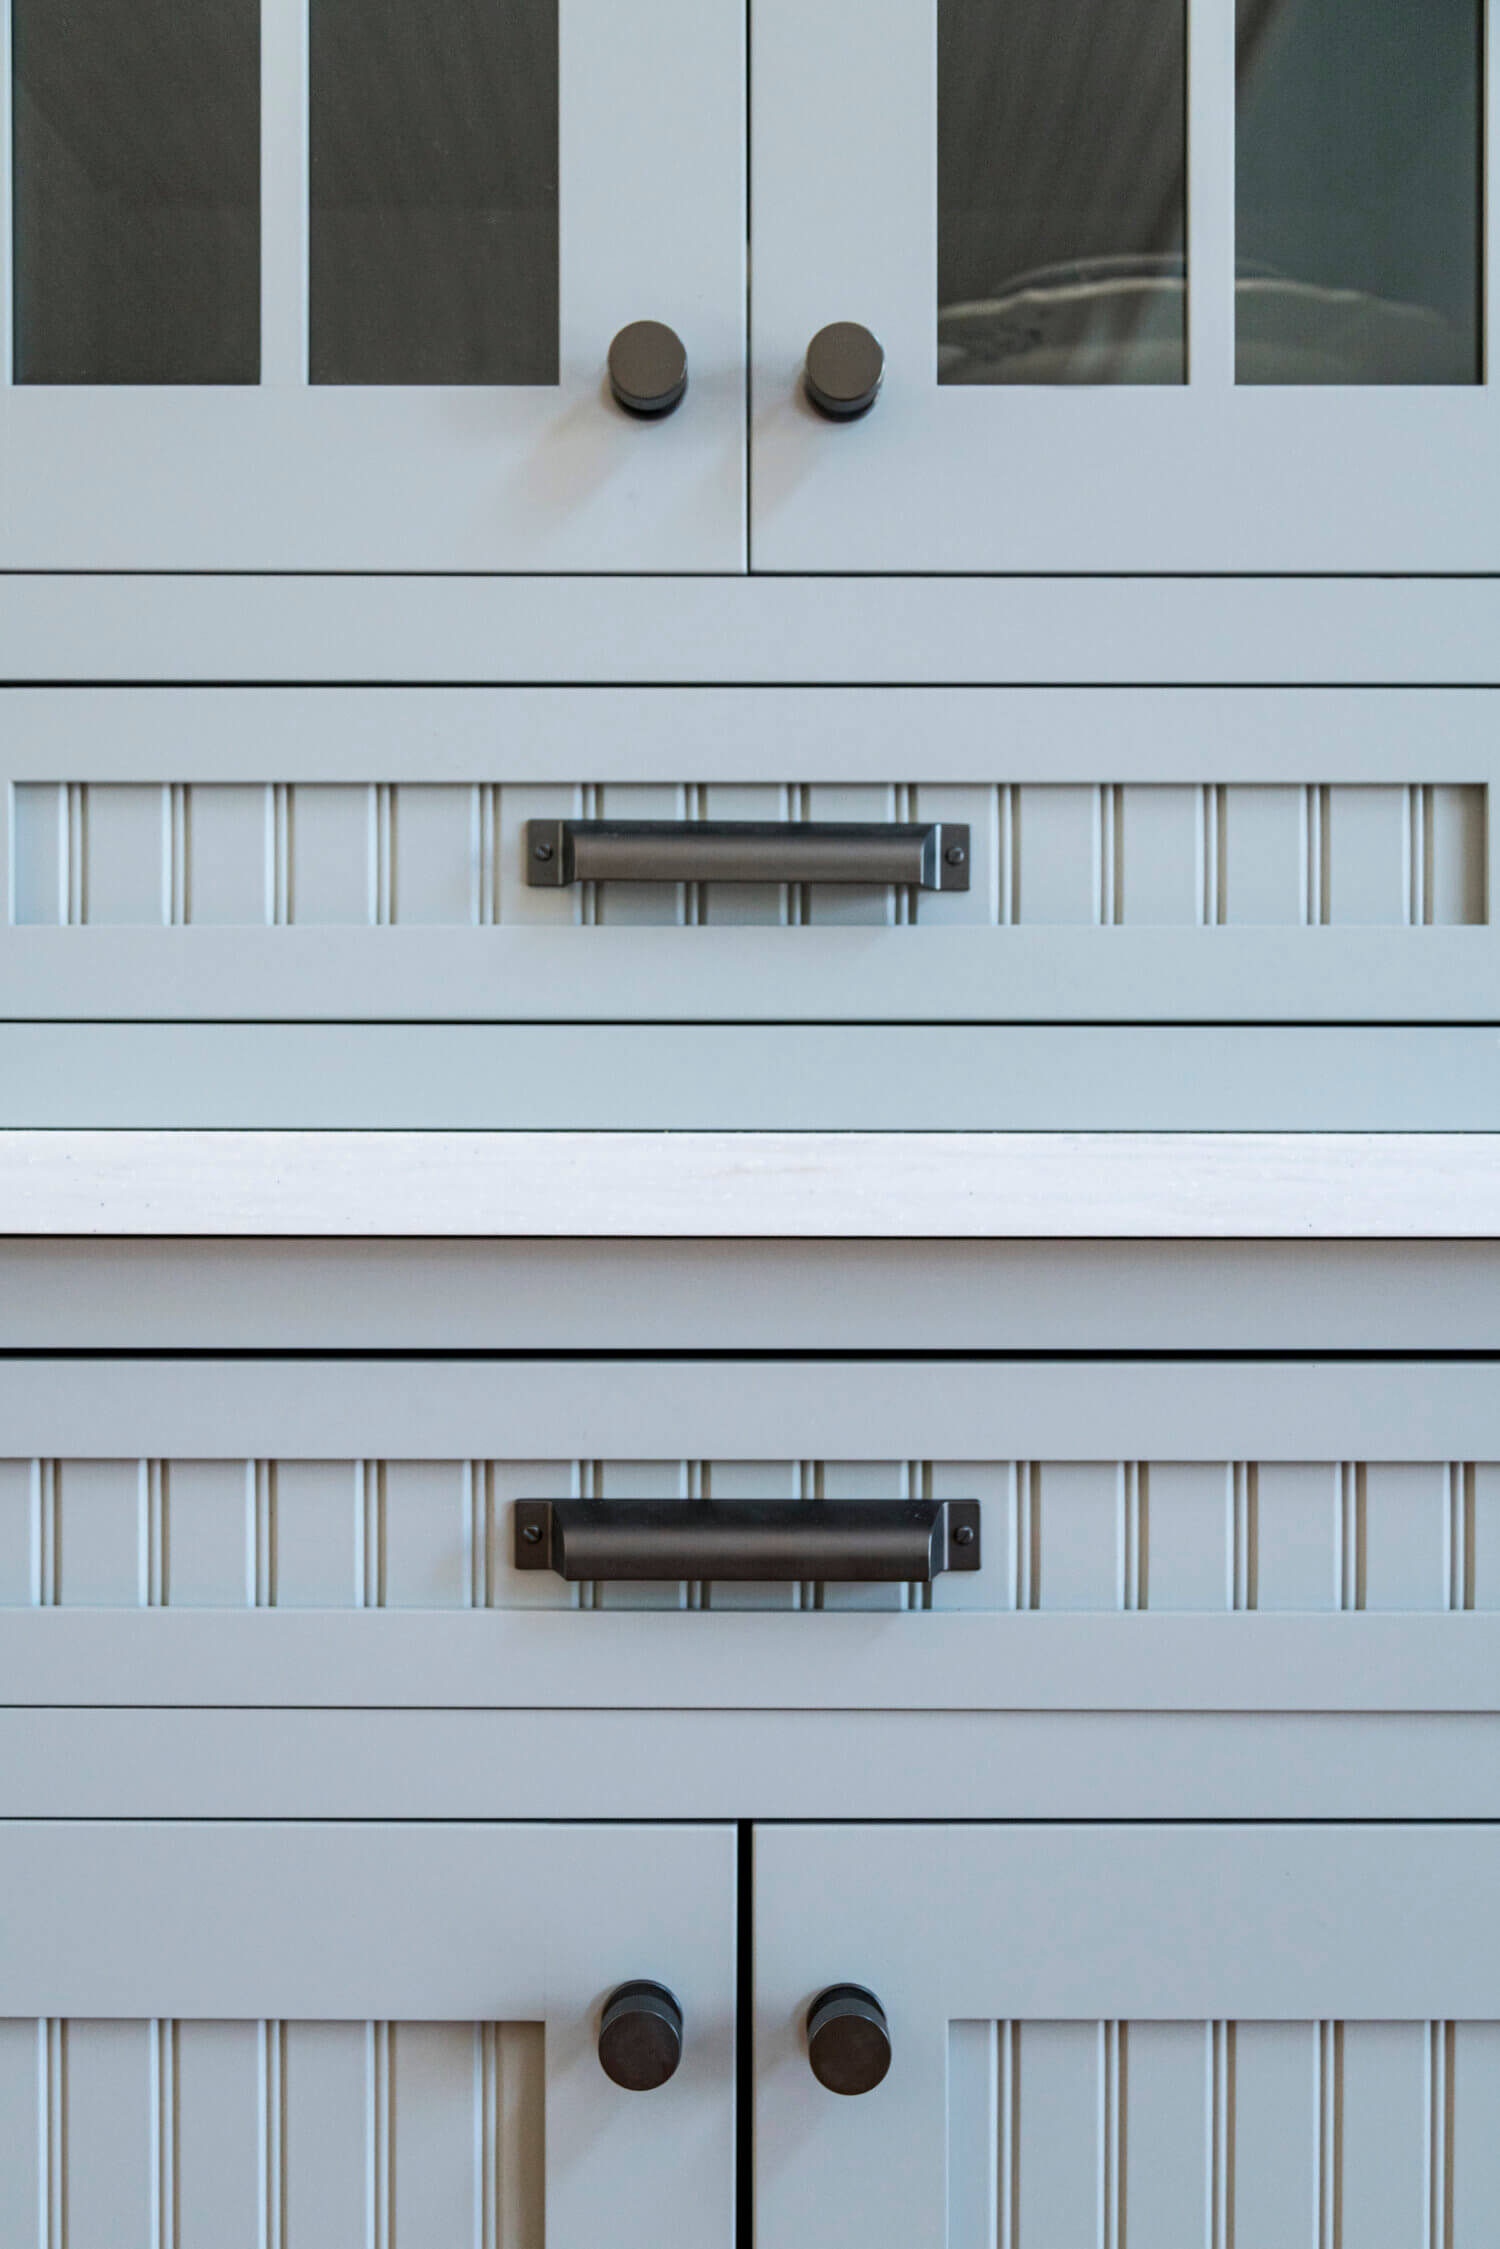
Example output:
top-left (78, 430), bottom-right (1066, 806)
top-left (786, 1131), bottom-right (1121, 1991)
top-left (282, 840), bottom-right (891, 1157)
top-left (1, 1130), bottom-right (1495, 1238)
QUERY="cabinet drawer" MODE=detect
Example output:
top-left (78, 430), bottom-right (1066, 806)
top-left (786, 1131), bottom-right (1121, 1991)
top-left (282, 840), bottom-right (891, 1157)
top-left (756, 1823), bottom-right (1500, 2248)
top-left (3, 1356), bottom-right (1495, 1717)
top-left (4, 688), bottom-right (1493, 1026)
top-left (0, 1820), bottom-right (735, 2249)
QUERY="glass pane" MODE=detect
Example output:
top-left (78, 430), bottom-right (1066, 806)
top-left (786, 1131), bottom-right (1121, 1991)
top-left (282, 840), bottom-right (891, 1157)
top-left (938, 0), bottom-right (1186, 386)
top-left (12, 0), bottom-right (260, 384)
top-left (309, 0), bottom-right (559, 385)
top-left (1237, 0), bottom-right (1482, 385)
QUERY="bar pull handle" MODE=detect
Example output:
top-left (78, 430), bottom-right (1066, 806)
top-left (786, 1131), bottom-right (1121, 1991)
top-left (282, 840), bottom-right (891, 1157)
top-left (514, 1498), bottom-right (980, 1582)
top-left (524, 819), bottom-right (970, 891)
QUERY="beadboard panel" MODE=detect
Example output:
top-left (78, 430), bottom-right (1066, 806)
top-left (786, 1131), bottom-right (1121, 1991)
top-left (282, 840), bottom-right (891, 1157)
top-left (0, 2018), bottom-right (543, 2249)
top-left (3, 688), bottom-right (1493, 1020)
top-left (946, 2018), bottom-right (1499, 2249)
top-left (10, 778), bottom-right (1486, 932)
top-left (0, 1456), bottom-right (1487, 1619)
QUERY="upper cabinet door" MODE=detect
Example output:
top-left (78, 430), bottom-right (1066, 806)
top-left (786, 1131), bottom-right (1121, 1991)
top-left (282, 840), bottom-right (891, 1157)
top-left (751, 0), bottom-right (1495, 571)
top-left (0, 0), bottom-right (745, 569)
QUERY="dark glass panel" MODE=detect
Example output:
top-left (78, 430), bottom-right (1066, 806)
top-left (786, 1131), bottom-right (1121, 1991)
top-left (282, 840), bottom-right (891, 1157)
top-left (938, 0), bottom-right (1187, 385)
top-left (1237, 0), bottom-right (1482, 384)
top-left (13, 0), bottom-right (260, 383)
top-left (309, 0), bottom-right (558, 385)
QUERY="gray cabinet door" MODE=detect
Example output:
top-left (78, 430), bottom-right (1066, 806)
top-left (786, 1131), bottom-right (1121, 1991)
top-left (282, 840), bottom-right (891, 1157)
top-left (0, 1819), bottom-right (735, 2247)
top-left (756, 1822), bottom-right (1500, 2248)
top-left (3, 688), bottom-right (1492, 1027)
top-left (752, 0), bottom-right (1498, 572)
top-left (0, 0), bottom-right (745, 569)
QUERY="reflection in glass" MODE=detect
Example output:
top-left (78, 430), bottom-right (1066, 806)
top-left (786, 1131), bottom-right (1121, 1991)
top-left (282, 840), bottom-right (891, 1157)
top-left (938, 0), bottom-right (1186, 385)
top-left (310, 0), bottom-right (558, 385)
top-left (1237, 0), bottom-right (1481, 384)
top-left (12, 0), bottom-right (259, 383)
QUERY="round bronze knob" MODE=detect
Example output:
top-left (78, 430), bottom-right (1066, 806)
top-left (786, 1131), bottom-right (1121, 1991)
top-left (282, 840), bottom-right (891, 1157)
top-left (804, 323), bottom-right (884, 419)
top-left (608, 322), bottom-right (689, 417)
top-left (598, 1981), bottom-right (683, 2090)
top-left (807, 1984), bottom-right (891, 2095)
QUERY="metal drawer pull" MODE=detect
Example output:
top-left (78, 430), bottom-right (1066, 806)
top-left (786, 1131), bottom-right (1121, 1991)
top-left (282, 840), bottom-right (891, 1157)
top-left (514, 1498), bottom-right (980, 1581)
top-left (524, 818), bottom-right (970, 891)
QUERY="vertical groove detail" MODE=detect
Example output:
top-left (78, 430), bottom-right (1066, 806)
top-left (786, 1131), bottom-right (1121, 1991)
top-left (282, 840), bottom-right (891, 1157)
top-left (141, 1459), bottom-right (167, 1607)
top-left (66, 785), bottom-right (85, 925)
top-left (366, 2022), bottom-right (392, 2249)
top-left (251, 1462), bottom-right (276, 1608)
top-left (1208, 2021), bottom-right (1235, 2249)
top-left (999, 785), bottom-right (1016, 927)
top-left (39, 2017), bottom-right (64, 2249)
top-left (355, 1461), bottom-right (384, 1609)
top-left (150, 2019), bottom-right (176, 2249)
top-left (32, 1459), bottom-right (59, 1607)
top-left (1426, 2021), bottom-right (1452, 2249)
top-left (274, 786), bottom-right (293, 925)
top-left (1316, 2021), bottom-right (1342, 2249)
top-left (475, 2022), bottom-right (498, 2249)
top-left (1099, 2021), bottom-right (1123, 2249)
top-left (999, 2021), bottom-right (1018, 2249)
top-left (259, 2021), bottom-right (284, 2249)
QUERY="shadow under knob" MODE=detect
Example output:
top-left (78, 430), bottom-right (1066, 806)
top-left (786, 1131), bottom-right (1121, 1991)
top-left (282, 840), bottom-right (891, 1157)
top-left (608, 322), bottom-right (689, 416)
top-left (804, 323), bottom-right (884, 419)
top-left (807, 1984), bottom-right (891, 2095)
top-left (599, 1981), bottom-right (683, 2091)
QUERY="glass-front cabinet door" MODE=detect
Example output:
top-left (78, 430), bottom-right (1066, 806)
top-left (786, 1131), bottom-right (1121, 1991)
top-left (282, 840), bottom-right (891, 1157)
top-left (751, 0), bottom-right (1495, 570)
top-left (0, 0), bottom-right (745, 568)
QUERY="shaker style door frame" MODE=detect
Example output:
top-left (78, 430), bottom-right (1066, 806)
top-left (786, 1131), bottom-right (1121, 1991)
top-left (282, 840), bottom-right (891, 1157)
top-left (755, 1823), bottom-right (1500, 2248)
top-left (0, 1820), bottom-right (736, 2249)
top-left (750, 0), bottom-right (1500, 571)
top-left (0, 0), bottom-right (745, 570)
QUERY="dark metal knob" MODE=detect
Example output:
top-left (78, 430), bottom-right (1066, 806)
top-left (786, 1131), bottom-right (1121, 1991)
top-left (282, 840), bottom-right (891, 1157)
top-left (608, 322), bottom-right (688, 417)
top-left (807, 1985), bottom-right (891, 2095)
top-left (598, 1981), bottom-right (683, 2090)
top-left (804, 323), bottom-right (884, 419)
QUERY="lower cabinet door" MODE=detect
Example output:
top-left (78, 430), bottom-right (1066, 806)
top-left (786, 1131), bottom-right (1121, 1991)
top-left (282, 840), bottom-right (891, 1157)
top-left (756, 1823), bottom-right (1500, 2248)
top-left (0, 1821), bottom-right (735, 2248)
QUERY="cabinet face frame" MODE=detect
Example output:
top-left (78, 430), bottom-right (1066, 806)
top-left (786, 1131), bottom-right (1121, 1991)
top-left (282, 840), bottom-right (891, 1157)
top-left (0, 1819), bottom-right (736, 2248)
top-left (755, 1822), bottom-right (1500, 2249)
top-left (0, 0), bottom-right (746, 571)
top-left (750, 0), bottom-right (1500, 572)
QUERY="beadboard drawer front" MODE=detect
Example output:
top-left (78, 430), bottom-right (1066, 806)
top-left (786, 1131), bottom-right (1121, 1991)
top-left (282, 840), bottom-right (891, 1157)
top-left (0, 1821), bottom-right (734, 2249)
top-left (3, 1356), bottom-right (1497, 1714)
top-left (2, 688), bottom-right (1494, 1023)
top-left (756, 1824), bottom-right (1500, 2249)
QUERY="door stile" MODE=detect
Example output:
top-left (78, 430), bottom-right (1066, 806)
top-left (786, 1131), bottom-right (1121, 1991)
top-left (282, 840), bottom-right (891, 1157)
top-left (261, 0), bottom-right (310, 387)
top-left (1186, 0), bottom-right (1235, 390)
top-left (1488, 0), bottom-right (1499, 386)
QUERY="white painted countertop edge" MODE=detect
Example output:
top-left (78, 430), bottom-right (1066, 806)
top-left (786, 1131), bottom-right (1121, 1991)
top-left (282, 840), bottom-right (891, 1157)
top-left (0, 1131), bottom-right (1496, 1238)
